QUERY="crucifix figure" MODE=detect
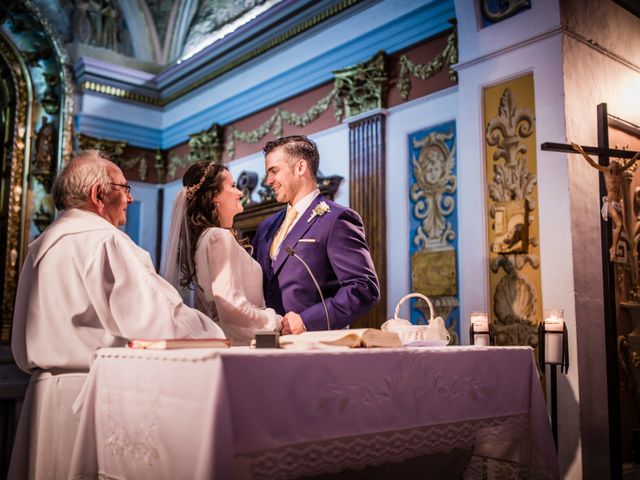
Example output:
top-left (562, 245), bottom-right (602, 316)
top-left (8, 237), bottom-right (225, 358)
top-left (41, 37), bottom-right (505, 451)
top-left (571, 142), bottom-right (640, 261)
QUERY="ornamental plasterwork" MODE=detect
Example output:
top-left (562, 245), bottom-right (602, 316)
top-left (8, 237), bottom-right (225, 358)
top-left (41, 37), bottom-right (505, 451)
top-left (398, 25), bottom-right (458, 100)
top-left (225, 89), bottom-right (339, 159)
top-left (409, 124), bottom-right (458, 340)
top-left (485, 83), bottom-right (540, 347)
top-left (78, 133), bottom-right (127, 162)
top-left (223, 33), bottom-right (457, 160)
top-left (188, 122), bottom-right (223, 164)
top-left (486, 88), bottom-right (537, 254)
top-left (333, 51), bottom-right (388, 119)
top-left (165, 123), bottom-right (224, 181)
top-left (77, 134), bottom-right (152, 181)
top-left (411, 130), bottom-right (456, 250)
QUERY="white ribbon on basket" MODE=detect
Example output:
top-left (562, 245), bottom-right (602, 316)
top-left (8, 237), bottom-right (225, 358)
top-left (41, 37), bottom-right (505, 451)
top-left (381, 293), bottom-right (450, 346)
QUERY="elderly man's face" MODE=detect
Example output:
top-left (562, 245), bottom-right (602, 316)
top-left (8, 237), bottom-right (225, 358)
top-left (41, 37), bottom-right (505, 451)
top-left (103, 165), bottom-right (133, 227)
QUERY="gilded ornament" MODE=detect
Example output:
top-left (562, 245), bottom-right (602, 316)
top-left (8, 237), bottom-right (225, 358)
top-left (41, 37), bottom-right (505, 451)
top-left (78, 134), bottom-right (127, 163)
top-left (32, 116), bottom-right (56, 189)
top-left (484, 78), bottom-right (541, 347)
top-left (492, 200), bottom-right (528, 254)
top-left (618, 335), bottom-right (640, 411)
top-left (333, 51), bottom-right (387, 118)
top-left (40, 88), bottom-right (59, 114)
top-left (411, 248), bottom-right (457, 297)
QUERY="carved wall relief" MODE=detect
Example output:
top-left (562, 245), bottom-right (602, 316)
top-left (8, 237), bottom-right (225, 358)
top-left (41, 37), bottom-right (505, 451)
top-left (409, 122), bottom-right (459, 343)
top-left (78, 134), bottom-right (155, 182)
top-left (483, 74), bottom-right (542, 347)
top-left (333, 51), bottom-right (388, 119)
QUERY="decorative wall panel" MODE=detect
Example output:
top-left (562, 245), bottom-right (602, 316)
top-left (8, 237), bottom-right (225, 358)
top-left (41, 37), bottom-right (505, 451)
top-left (483, 73), bottom-right (542, 347)
top-left (408, 121), bottom-right (459, 343)
top-left (349, 113), bottom-right (386, 329)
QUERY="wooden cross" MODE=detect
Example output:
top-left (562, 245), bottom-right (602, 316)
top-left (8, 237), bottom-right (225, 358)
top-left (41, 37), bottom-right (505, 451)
top-left (540, 103), bottom-right (640, 479)
top-left (541, 141), bottom-right (638, 159)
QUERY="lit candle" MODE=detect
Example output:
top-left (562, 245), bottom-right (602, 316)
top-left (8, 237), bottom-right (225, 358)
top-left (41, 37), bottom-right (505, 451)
top-left (470, 312), bottom-right (490, 346)
top-left (544, 309), bottom-right (564, 364)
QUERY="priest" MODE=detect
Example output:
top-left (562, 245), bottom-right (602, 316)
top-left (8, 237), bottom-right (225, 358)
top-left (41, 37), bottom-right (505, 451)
top-left (8, 150), bottom-right (223, 480)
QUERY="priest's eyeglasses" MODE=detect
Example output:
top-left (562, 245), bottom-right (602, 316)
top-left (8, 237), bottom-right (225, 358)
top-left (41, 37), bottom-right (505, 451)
top-left (110, 183), bottom-right (132, 194)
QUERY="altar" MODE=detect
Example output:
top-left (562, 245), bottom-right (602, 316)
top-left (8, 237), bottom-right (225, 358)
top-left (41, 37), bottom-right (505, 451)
top-left (68, 345), bottom-right (559, 479)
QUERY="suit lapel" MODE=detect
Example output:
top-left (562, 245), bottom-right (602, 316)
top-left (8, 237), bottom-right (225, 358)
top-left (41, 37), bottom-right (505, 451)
top-left (272, 195), bottom-right (324, 275)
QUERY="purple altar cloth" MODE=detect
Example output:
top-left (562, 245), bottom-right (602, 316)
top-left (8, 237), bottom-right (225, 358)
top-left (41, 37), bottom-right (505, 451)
top-left (69, 346), bottom-right (559, 479)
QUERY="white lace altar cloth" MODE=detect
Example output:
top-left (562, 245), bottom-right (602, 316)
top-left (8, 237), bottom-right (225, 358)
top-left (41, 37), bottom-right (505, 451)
top-left (68, 346), bottom-right (559, 479)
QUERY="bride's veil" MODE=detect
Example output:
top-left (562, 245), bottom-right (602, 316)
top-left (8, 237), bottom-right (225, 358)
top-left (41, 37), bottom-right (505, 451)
top-left (161, 188), bottom-right (196, 305)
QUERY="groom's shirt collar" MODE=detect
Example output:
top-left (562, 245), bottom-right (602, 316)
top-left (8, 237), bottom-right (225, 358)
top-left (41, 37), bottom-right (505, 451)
top-left (288, 188), bottom-right (320, 228)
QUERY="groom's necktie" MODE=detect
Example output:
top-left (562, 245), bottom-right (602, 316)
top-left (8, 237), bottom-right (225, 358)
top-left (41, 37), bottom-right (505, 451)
top-left (270, 207), bottom-right (298, 260)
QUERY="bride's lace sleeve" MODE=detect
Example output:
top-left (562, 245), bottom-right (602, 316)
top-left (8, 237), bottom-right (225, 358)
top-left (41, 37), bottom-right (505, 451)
top-left (204, 229), bottom-right (282, 344)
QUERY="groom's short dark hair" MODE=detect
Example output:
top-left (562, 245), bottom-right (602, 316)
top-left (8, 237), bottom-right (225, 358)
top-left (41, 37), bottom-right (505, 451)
top-left (263, 135), bottom-right (319, 180)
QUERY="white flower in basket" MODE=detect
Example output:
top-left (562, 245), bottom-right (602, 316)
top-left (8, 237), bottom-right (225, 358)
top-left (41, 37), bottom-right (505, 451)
top-left (381, 293), bottom-right (450, 346)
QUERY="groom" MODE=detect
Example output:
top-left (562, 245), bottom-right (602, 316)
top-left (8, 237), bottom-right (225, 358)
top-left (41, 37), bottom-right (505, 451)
top-left (253, 135), bottom-right (380, 334)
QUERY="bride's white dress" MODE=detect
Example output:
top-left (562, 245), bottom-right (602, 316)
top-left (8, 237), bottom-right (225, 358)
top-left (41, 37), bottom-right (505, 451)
top-left (194, 227), bottom-right (281, 345)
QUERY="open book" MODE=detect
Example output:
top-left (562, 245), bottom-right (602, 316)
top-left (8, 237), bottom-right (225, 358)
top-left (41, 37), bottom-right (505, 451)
top-left (279, 328), bottom-right (403, 349)
top-left (128, 338), bottom-right (231, 349)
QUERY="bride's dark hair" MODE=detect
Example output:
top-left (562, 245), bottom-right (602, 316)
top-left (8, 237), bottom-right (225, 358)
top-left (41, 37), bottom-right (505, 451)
top-left (183, 161), bottom-right (228, 284)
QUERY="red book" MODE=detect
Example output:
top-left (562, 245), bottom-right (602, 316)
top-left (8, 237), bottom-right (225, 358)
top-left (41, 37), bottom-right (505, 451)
top-left (127, 338), bottom-right (231, 349)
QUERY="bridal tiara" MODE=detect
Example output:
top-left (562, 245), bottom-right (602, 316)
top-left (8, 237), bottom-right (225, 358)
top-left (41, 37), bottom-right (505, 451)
top-left (186, 161), bottom-right (218, 200)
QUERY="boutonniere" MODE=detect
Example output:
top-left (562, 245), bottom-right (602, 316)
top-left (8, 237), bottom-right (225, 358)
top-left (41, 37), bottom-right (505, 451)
top-left (307, 201), bottom-right (331, 222)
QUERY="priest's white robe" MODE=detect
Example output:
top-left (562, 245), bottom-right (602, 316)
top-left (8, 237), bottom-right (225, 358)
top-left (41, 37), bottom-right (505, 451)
top-left (9, 208), bottom-right (224, 480)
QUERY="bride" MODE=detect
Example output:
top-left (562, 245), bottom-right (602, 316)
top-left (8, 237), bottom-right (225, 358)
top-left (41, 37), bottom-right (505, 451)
top-left (162, 160), bottom-right (282, 344)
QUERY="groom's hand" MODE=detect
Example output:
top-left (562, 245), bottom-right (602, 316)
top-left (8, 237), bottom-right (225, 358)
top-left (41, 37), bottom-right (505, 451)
top-left (283, 312), bottom-right (306, 335)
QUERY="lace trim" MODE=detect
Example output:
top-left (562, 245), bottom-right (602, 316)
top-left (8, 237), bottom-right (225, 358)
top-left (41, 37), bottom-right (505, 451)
top-left (465, 456), bottom-right (556, 480)
top-left (103, 393), bottom-right (160, 467)
top-left (238, 414), bottom-right (538, 479)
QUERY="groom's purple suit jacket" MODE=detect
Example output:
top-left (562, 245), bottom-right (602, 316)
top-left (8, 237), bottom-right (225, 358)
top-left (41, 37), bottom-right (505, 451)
top-left (253, 195), bottom-right (380, 331)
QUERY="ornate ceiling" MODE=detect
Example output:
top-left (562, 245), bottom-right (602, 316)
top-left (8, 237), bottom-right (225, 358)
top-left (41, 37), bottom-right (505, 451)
top-left (32, 0), bottom-right (282, 67)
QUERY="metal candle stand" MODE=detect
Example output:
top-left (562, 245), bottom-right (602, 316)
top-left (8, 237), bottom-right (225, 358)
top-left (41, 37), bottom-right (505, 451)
top-left (537, 320), bottom-right (569, 451)
top-left (469, 323), bottom-right (495, 346)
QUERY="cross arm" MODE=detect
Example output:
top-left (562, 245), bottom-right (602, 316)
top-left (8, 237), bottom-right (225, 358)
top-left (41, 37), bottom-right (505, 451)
top-left (541, 142), bottom-right (640, 159)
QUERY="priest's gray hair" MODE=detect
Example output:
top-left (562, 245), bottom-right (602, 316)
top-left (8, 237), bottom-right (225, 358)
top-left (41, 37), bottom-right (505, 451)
top-left (52, 150), bottom-right (114, 210)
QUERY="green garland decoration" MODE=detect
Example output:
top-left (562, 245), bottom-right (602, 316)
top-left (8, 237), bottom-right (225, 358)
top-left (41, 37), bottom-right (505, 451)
top-left (167, 154), bottom-right (196, 181)
top-left (398, 25), bottom-right (458, 100)
top-left (119, 155), bottom-right (148, 182)
top-left (225, 88), bottom-right (339, 159)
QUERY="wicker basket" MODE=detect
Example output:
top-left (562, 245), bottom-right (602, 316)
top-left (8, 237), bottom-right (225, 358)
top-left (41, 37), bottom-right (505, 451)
top-left (381, 293), bottom-right (450, 346)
